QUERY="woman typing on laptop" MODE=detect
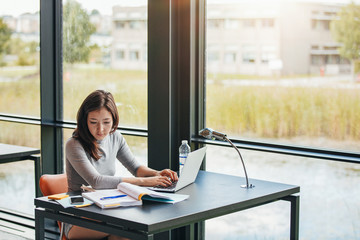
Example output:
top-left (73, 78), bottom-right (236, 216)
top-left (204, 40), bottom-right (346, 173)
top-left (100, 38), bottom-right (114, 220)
top-left (64, 90), bottom-right (178, 239)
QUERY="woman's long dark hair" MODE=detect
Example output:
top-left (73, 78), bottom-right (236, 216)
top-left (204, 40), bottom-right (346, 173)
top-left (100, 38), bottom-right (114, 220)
top-left (73, 90), bottom-right (119, 160)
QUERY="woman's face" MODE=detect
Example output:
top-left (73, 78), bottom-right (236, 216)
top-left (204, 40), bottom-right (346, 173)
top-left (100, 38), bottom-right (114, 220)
top-left (87, 107), bottom-right (113, 141)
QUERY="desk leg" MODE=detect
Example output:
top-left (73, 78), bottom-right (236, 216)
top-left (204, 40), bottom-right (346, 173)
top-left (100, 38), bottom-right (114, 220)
top-left (283, 195), bottom-right (300, 240)
top-left (30, 155), bottom-right (41, 197)
top-left (35, 208), bottom-right (45, 240)
top-left (171, 222), bottom-right (204, 240)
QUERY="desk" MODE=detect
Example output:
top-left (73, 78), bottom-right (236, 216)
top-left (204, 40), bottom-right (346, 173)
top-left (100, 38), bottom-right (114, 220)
top-left (0, 143), bottom-right (41, 197)
top-left (35, 171), bottom-right (300, 240)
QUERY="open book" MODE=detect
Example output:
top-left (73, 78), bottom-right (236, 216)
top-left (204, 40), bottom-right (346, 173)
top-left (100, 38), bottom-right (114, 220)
top-left (82, 182), bottom-right (189, 209)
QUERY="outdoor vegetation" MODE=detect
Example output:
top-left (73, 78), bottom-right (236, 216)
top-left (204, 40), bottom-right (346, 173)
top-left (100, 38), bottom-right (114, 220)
top-left (1, 66), bottom-right (360, 150)
top-left (1, 1), bottom-right (360, 150)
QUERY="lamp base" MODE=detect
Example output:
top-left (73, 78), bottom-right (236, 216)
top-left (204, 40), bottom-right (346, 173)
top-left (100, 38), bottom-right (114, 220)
top-left (241, 184), bottom-right (255, 189)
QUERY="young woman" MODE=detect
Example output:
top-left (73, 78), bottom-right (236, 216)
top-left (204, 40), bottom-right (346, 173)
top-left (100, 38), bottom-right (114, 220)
top-left (65, 90), bottom-right (178, 239)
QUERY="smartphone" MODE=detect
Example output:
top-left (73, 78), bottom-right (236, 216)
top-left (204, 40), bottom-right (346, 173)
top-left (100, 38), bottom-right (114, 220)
top-left (70, 196), bottom-right (84, 204)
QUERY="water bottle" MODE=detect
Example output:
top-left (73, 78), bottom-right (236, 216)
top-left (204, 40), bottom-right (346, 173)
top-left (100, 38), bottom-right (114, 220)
top-left (179, 140), bottom-right (191, 176)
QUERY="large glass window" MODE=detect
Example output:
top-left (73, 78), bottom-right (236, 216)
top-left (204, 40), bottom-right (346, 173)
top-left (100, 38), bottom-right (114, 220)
top-left (0, 0), bottom-right (40, 117)
top-left (62, 0), bottom-right (148, 129)
top-left (205, 145), bottom-right (360, 239)
top-left (206, 0), bottom-right (359, 152)
top-left (0, 122), bottom-right (40, 216)
top-left (205, 0), bottom-right (359, 239)
top-left (0, 0), bottom-right (40, 218)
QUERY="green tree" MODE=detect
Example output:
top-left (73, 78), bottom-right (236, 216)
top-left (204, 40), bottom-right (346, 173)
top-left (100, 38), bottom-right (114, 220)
top-left (330, 2), bottom-right (360, 80)
top-left (0, 18), bottom-right (12, 66)
top-left (63, 0), bottom-right (96, 64)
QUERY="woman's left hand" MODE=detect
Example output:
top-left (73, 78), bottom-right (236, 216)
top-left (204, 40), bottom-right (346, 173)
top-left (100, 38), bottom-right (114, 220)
top-left (159, 169), bottom-right (178, 182)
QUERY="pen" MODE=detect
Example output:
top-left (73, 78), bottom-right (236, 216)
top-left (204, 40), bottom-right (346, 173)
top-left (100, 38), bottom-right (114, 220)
top-left (75, 203), bottom-right (92, 208)
top-left (100, 194), bottom-right (127, 200)
top-left (81, 184), bottom-right (96, 192)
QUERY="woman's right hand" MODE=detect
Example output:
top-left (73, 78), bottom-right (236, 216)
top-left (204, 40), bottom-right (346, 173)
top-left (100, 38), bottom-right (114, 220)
top-left (122, 175), bottom-right (173, 187)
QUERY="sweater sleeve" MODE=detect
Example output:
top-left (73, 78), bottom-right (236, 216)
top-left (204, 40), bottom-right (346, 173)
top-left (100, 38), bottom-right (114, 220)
top-left (115, 131), bottom-right (141, 176)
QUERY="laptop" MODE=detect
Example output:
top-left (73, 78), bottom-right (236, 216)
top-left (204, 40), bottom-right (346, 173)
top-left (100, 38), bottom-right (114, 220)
top-left (148, 146), bottom-right (207, 193)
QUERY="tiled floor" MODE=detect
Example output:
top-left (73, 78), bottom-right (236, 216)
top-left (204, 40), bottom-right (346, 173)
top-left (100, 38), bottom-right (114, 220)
top-left (0, 210), bottom-right (35, 240)
top-left (0, 227), bottom-right (34, 240)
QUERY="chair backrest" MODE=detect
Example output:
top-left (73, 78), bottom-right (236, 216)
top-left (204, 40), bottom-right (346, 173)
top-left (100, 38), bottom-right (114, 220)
top-left (39, 174), bottom-right (69, 240)
top-left (39, 173), bottom-right (68, 196)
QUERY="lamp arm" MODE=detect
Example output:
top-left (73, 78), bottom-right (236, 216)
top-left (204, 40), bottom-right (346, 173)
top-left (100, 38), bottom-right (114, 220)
top-left (224, 136), bottom-right (250, 188)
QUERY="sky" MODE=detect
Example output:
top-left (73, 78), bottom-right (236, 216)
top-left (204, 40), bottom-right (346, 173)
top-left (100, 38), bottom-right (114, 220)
top-left (0, 0), bottom-right (357, 17)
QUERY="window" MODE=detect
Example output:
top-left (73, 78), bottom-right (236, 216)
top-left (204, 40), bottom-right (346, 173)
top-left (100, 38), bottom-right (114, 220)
top-left (242, 44), bottom-right (256, 63)
top-left (63, 0), bottom-right (148, 128)
top-left (1, 0), bottom-right (359, 238)
top-left (129, 50), bottom-right (140, 61)
top-left (115, 21), bottom-right (126, 29)
top-left (0, 0), bottom-right (40, 217)
top-left (311, 45), bottom-right (319, 50)
top-left (205, 1), bottom-right (359, 238)
top-left (243, 19), bottom-right (256, 28)
top-left (129, 20), bottom-right (142, 29)
top-left (208, 19), bottom-right (222, 29)
top-left (323, 20), bottom-right (330, 30)
top-left (116, 49), bottom-right (125, 60)
top-left (0, 122), bottom-right (40, 215)
top-left (262, 18), bottom-right (274, 28)
top-left (0, 3), bottom-right (40, 117)
top-left (208, 52), bottom-right (220, 63)
top-left (311, 55), bottom-right (324, 65)
top-left (261, 45), bottom-right (277, 63)
top-left (207, 44), bottom-right (220, 63)
top-left (224, 19), bottom-right (239, 29)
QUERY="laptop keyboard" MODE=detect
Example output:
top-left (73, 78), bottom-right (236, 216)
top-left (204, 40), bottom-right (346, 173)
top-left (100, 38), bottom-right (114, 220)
top-left (156, 181), bottom-right (178, 190)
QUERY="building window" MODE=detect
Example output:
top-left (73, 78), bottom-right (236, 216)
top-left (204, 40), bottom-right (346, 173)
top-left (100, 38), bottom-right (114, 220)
top-left (323, 20), bottom-right (330, 30)
top-left (242, 44), bottom-right (256, 63)
top-left (224, 52), bottom-right (237, 63)
top-left (243, 19), bottom-right (256, 28)
top-left (311, 19), bottom-right (321, 30)
top-left (129, 50), bottom-right (140, 61)
top-left (129, 20), bottom-right (142, 29)
top-left (208, 19), bottom-right (222, 29)
top-left (115, 21), bottom-right (126, 29)
top-left (224, 19), bottom-right (239, 29)
top-left (261, 45), bottom-right (276, 63)
top-left (242, 52), bottom-right (256, 63)
top-left (208, 52), bottom-right (220, 63)
top-left (116, 50), bottom-right (125, 60)
top-left (262, 18), bottom-right (274, 28)
top-left (311, 45), bottom-right (319, 50)
top-left (311, 55), bottom-right (324, 65)
top-left (325, 55), bottom-right (339, 64)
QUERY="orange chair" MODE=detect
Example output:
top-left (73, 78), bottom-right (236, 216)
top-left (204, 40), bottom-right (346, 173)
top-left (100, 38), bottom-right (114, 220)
top-left (39, 173), bottom-right (68, 240)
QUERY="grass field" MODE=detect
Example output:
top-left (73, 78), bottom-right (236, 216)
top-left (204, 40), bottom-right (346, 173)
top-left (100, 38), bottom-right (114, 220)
top-left (1, 66), bottom-right (360, 149)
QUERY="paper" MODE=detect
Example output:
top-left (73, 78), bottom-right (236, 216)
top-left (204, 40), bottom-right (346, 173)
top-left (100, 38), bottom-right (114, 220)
top-left (82, 183), bottom-right (189, 209)
top-left (117, 182), bottom-right (189, 204)
top-left (82, 189), bottom-right (142, 209)
top-left (55, 195), bottom-right (94, 208)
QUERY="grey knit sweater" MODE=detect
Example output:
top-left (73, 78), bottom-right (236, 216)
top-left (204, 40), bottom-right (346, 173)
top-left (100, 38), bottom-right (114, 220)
top-left (65, 131), bottom-right (141, 192)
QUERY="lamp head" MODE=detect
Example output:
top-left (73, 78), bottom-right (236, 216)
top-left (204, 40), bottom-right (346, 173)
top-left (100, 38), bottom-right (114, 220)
top-left (199, 128), bottom-right (227, 141)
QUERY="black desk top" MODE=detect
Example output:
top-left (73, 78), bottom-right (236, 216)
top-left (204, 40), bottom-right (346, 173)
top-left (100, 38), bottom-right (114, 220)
top-left (35, 171), bottom-right (299, 234)
top-left (0, 143), bottom-right (40, 160)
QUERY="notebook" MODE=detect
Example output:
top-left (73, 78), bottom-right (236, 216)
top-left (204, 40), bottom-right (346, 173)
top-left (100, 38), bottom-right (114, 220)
top-left (148, 146), bottom-right (207, 193)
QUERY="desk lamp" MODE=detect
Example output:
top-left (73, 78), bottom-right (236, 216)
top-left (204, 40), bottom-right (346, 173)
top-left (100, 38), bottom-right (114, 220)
top-left (199, 128), bottom-right (254, 189)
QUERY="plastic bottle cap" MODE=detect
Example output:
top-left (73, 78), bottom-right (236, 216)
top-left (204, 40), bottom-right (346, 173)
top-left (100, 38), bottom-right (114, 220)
top-left (182, 140), bottom-right (188, 144)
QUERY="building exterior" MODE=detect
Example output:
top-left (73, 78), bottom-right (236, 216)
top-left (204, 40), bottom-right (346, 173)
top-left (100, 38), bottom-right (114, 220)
top-left (111, 0), bottom-right (350, 76)
top-left (111, 5), bottom-right (147, 70)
